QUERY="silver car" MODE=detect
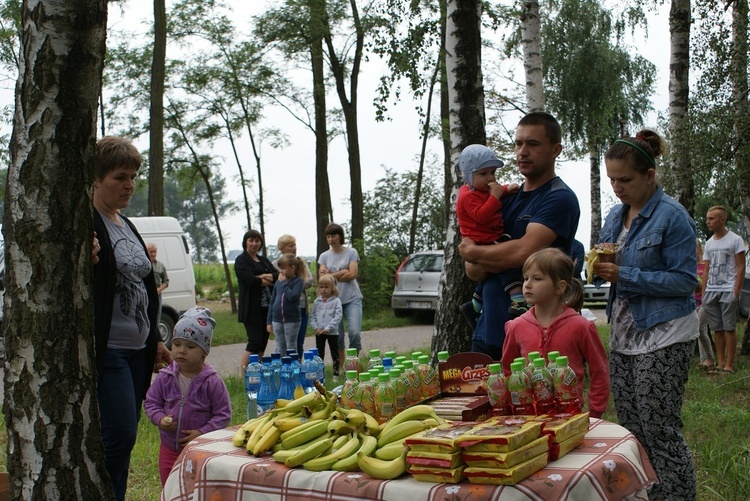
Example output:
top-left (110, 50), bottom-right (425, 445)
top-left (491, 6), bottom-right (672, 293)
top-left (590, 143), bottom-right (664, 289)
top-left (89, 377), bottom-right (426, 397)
top-left (390, 250), bottom-right (443, 315)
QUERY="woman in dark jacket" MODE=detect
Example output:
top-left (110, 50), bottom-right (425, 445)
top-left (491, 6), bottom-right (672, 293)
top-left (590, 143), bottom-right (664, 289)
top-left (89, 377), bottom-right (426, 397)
top-left (92, 136), bottom-right (171, 501)
top-left (235, 229), bottom-right (278, 368)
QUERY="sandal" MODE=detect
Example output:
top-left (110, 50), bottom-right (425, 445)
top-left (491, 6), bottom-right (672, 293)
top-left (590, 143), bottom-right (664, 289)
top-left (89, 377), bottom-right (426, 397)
top-left (706, 367), bottom-right (723, 375)
top-left (720, 368), bottom-right (736, 375)
top-left (698, 363), bottom-right (716, 371)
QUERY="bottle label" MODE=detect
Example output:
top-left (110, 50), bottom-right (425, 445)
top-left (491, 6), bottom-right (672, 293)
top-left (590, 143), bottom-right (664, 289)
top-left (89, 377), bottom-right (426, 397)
top-left (247, 375), bottom-right (261, 385)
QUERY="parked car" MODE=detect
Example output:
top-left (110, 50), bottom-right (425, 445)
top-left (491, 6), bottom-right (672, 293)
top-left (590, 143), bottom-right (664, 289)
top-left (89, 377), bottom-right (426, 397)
top-left (583, 282), bottom-right (611, 304)
top-left (391, 250), bottom-right (443, 316)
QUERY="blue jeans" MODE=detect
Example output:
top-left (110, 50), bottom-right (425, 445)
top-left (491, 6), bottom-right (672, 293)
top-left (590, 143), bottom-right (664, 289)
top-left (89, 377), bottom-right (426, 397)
top-left (297, 307), bottom-right (308, 356)
top-left (98, 347), bottom-right (148, 501)
top-left (338, 298), bottom-right (362, 351)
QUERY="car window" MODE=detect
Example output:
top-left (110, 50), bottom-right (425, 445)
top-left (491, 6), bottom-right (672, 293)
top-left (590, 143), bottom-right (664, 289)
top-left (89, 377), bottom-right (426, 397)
top-left (403, 254), bottom-right (443, 273)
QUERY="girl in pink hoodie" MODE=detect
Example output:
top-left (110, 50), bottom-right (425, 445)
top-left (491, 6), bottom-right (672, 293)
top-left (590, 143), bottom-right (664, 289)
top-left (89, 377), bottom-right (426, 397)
top-left (501, 248), bottom-right (610, 418)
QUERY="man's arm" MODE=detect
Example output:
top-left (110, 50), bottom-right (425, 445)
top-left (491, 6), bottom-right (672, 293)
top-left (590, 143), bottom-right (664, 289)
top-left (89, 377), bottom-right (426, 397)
top-left (734, 251), bottom-right (745, 299)
top-left (460, 222), bottom-right (559, 276)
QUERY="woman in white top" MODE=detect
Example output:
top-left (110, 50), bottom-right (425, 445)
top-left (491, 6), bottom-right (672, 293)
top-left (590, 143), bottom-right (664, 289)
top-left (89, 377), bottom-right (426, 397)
top-left (317, 223), bottom-right (363, 377)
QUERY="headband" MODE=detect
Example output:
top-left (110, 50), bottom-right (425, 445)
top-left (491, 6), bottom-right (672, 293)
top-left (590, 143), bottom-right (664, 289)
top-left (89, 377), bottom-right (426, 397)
top-left (614, 139), bottom-right (656, 167)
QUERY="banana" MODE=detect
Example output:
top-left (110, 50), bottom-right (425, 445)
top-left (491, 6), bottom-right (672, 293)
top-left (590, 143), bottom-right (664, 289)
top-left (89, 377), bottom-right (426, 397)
top-left (377, 419), bottom-right (432, 448)
top-left (361, 412), bottom-right (381, 435)
top-left (274, 398), bottom-right (292, 409)
top-left (344, 409), bottom-right (367, 426)
top-left (378, 405), bottom-right (444, 436)
top-left (328, 420), bottom-right (357, 436)
top-left (375, 441), bottom-right (407, 460)
top-left (284, 436), bottom-right (334, 468)
top-left (272, 448), bottom-right (299, 464)
top-left (281, 420), bottom-right (330, 450)
top-left (232, 426), bottom-right (250, 447)
top-left (279, 419), bottom-right (326, 442)
top-left (251, 426), bottom-right (282, 456)
top-left (274, 415), bottom-right (320, 432)
top-left (303, 434), bottom-right (361, 471)
top-left (245, 414), bottom-right (273, 454)
top-left (357, 448), bottom-right (408, 480)
top-left (584, 247), bottom-right (615, 284)
top-left (331, 434), bottom-right (378, 471)
top-left (332, 433), bottom-right (350, 450)
top-left (309, 398), bottom-right (336, 421)
top-left (294, 385), bottom-right (306, 400)
top-left (280, 391), bottom-right (322, 415)
top-left (285, 432), bottom-right (332, 451)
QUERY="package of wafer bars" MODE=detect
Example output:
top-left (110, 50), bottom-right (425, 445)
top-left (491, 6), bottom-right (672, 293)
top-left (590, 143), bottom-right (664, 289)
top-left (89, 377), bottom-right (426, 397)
top-left (549, 429), bottom-right (586, 461)
top-left (462, 435), bottom-right (550, 468)
top-left (534, 412), bottom-right (589, 443)
top-left (457, 419), bottom-right (544, 453)
top-left (463, 453), bottom-right (548, 485)
top-left (406, 450), bottom-right (464, 469)
top-left (405, 422), bottom-right (478, 454)
top-left (408, 465), bottom-right (466, 484)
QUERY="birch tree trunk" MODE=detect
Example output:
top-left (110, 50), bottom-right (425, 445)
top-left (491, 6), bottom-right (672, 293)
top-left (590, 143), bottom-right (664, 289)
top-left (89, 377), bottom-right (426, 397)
top-left (589, 147), bottom-right (602, 248)
top-left (4, 0), bottom-right (113, 498)
top-left (668, 0), bottom-right (693, 216)
top-left (432, 0), bottom-right (485, 357)
top-left (520, 0), bottom-right (544, 112)
top-left (729, 0), bottom-right (750, 355)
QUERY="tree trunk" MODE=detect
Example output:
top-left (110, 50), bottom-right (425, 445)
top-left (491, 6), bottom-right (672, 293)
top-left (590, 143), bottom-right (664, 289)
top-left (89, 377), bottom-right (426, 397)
top-left (668, 0), bottom-right (693, 216)
top-left (4, 1), bottom-right (114, 498)
top-left (409, 58), bottom-right (441, 255)
top-left (589, 147), bottom-right (602, 248)
top-left (432, 0), bottom-right (485, 358)
top-left (729, 0), bottom-right (750, 355)
top-left (324, 0), bottom-right (364, 248)
top-left (520, 0), bottom-right (544, 112)
top-left (148, 0), bottom-right (166, 216)
top-left (310, 0), bottom-right (333, 261)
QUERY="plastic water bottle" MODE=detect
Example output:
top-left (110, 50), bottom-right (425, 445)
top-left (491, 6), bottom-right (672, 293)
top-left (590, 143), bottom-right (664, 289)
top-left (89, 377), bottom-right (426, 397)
top-left (245, 354), bottom-right (262, 419)
top-left (257, 356), bottom-right (278, 413)
top-left (509, 361), bottom-right (535, 415)
top-left (531, 358), bottom-right (556, 415)
top-left (277, 356), bottom-right (296, 400)
top-left (287, 351), bottom-right (302, 387)
top-left (554, 356), bottom-right (582, 415)
top-left (300, 352), bottom-right (317, 393)
top-left (486, 363), bottom-right (511, 416)
top-left (310, 347), bottom-right (326, 386)
top-left (367, 349), bottom-right (382, 370)
top-left (271, 352), bottom-right (282, 389)
top-left (382, 357), bottom-right (393, 373)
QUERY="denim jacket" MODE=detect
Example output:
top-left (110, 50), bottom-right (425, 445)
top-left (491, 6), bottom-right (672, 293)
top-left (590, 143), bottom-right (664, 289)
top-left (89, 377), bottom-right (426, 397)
top-left (598, 187), bottom-right (698, 330)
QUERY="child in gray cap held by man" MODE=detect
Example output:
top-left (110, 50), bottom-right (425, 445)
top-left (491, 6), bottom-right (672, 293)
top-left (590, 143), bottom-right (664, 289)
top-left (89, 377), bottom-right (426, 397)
top-left (144, 306), bottom-right (232, 485)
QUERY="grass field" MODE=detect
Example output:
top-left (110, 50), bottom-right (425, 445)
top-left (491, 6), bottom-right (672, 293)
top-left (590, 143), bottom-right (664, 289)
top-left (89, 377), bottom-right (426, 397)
top-left (1, 314), bottom-right (748, 500)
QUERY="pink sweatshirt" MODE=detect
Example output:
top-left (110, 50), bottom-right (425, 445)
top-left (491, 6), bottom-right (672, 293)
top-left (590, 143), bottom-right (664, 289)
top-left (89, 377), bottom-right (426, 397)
top-left (501, 306), bottom-right (610, 418)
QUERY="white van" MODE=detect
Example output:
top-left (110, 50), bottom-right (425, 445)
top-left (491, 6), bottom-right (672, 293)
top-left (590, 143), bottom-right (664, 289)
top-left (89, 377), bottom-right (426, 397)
top-left (129, 216), bottom-right (197, 345)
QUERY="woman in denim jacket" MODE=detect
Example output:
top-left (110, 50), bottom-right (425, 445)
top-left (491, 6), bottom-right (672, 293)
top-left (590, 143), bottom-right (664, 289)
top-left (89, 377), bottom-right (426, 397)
top-left (593, 129), bottom-right (698, 501)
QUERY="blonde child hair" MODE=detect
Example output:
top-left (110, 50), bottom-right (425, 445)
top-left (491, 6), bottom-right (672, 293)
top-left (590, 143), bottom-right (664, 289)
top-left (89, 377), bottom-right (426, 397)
top-left (523, 247), bottom-right (584, 312)
top-left (317, 274), bottom-right (339, 297)
top-left (277, 253), bottom-right (306, 279)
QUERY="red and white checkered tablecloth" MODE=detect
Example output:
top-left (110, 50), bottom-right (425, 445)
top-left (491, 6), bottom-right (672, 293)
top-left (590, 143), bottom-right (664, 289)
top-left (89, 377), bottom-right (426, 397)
top-left (161, 418), bottom-right (657, 501)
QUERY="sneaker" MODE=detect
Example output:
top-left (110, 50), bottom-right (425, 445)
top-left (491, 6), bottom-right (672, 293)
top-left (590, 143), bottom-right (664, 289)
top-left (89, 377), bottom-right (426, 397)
top-left (460, 301), bottom-right (479, 329)
top-left (509, 300), bottom-right (530, 318)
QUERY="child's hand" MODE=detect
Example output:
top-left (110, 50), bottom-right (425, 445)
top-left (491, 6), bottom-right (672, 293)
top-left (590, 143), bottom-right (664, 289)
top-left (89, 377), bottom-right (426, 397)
top-left (160, 415), bottom-right (177, 431)
top-left (266, 324), bottom-right (272, 333)
top-left (178, 429), bottom-right (202, 445)
top-left (489, 182), bottom-right (505, 199)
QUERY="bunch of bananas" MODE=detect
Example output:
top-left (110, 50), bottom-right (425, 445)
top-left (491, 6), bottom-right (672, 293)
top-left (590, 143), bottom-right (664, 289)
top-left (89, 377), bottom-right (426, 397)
top-left (232, 381), bottom-right (444, 479)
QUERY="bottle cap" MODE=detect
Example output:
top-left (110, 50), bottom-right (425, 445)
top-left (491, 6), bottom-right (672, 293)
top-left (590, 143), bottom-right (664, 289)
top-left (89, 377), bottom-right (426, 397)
top-left (272, 352), bottom-right (281, 360)
top-left (347, 348), bottom-right (358, 356)
top-left (262, 356), bottom-right (272, 363)
top-left (369, 349), bottom-right (381, 357)
top-left (346, 370), bottom-right (358, 379)
top-left (378, 373), bottom-right (390, 382)
top-left (411, 351), bottom-right (423, 360)
top-left (437, 351), bottom-right (449, 361)
top-left (384, 351), bottom-right (397, 358)
top-left (533, 358), bottom-right (547, 367)
top-left (418, 355), bottom-right (430, 364)
top-left (403, 360), bottom-right (414, 368)
top-left (510, 361), bottom-right (524, 372)
top-left (249, 354), bottom-right (259, 363)
top-left (547, 351), bottom-right (560, 362)
top-left (557, 356), bottom-right (569, 365)
top-left (389, 368), bottom-right (401, 377)
top-left (310, 347), bottom-right (319, 356)
top-left (281, 356), bottom-right (292, 365)
top-left (514, 357), bottom-right (526, 365)
top-left (304, 352), bottom-right (313, 360)
top-left (488, 363), bottom-right (501, 374)
top-left (395, 356), bottom-right (407, 363)
top-left (382, 357), bottom-right (393, 367)
top-left (359, 372), bottom-right (371, 381)
top-left (528, 351), bottom-right (540, 361)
